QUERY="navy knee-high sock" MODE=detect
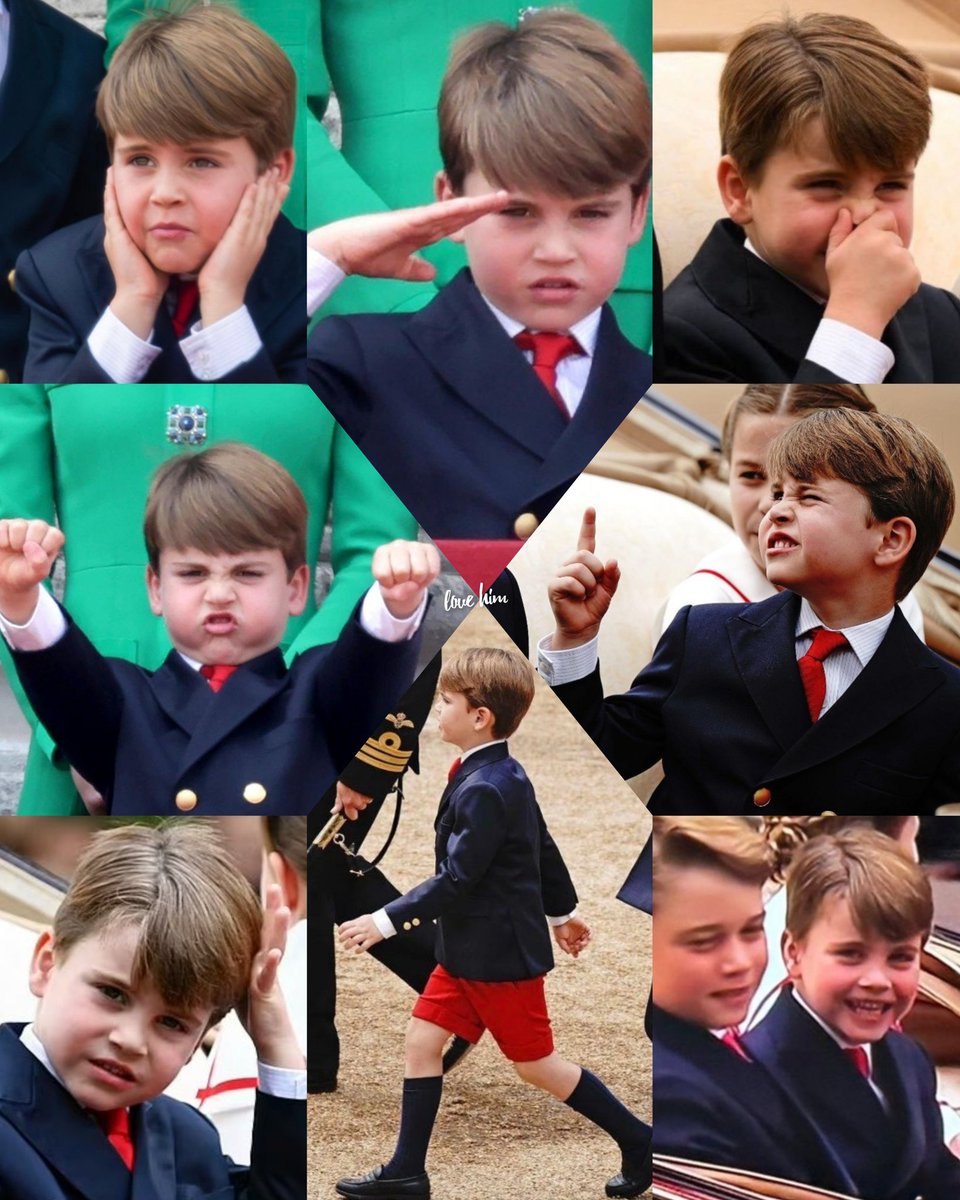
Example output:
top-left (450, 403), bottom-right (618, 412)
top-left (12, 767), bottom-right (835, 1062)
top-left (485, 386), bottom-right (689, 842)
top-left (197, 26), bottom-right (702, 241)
top-left (564, 1068), bottom-right (651, 1169)
top-left (382, 1076), bottom-right (443, 1178)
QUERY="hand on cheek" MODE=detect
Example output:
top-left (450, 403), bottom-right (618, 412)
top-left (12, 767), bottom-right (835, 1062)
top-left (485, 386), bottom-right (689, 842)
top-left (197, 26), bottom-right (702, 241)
top-left (105, 167), bottom-right (170, 339)
top-left (198, 167), bottom-right (288, 326)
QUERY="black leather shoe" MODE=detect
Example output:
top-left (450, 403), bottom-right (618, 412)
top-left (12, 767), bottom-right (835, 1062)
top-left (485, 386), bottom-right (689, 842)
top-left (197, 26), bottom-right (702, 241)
top-left (335, 1165), bottom-right (430, 1198)
top-left (309, 1077), bottom-right (337, 1094)
top-left (605, 1145), bottom-right (652, 1197)
top-left (441, 1034), bottom-right (474, 1074)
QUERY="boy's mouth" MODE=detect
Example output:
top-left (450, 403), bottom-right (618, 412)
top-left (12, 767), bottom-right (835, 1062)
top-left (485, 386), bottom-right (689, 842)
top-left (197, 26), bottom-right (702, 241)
top-left (766, 533), bottom-right (799, 555)
top-left (90, 1058), bottom-right (136, 1086)
top-left (203, 613), bottom-right (238, 634)
top-left (529, 277), bottom-right (580, 301)
top-left (149, 224), bottom-right (192, 240)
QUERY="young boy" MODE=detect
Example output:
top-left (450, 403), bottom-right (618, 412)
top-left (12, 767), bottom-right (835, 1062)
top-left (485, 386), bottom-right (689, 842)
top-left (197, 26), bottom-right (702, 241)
top-left (744, 829), bottom-right (960, 1198)
top-left (651, 816), bottom-right (854, 1190)
top-left (336, 648), bottom-right (651, 1199)
top-left (661, 14), bottom-right (960, 383)
top-left (0, 443), bottom-right (436, 815)
top-left (540, 408), bottom-right (960, 817)
top-left (0, 821), bottom-right (304, 1200)
top-left (16, 5), bottom-right (305, 385)
top-left (307, 10), bottom-right (651, 542)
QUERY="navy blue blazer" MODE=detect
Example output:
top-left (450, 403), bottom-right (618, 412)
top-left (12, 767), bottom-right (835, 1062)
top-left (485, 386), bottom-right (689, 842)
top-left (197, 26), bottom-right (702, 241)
top-left (308, 269), bottom-right (652, 539)
top-left (552, 590), bottom-right (960, 815)
top-left (9, 603), bottom-right (421, 815)
top-left (17, 214), bottom-right (306, 384)
top-left (1, 0), bottom-right (107, 383)
top-left (651, 1003), bottom-right (854, 1191)
top-left (745, 989), bottom-right (960, 1200)
top-left (385, 743), bottom-right (578, 981)
top-left (660, 219), bottom-right (960, 383)
top-left (0, 1023), bottom-right (303, 1200)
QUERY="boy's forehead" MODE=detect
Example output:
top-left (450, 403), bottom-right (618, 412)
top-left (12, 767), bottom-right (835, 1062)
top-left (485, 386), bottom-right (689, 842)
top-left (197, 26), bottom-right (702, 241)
top-left (464, 168), bottom-right (634, 206)
top-left (804, 891), bottom-right (922, 947)
top-left (159, 545), bottom-right (284, 567)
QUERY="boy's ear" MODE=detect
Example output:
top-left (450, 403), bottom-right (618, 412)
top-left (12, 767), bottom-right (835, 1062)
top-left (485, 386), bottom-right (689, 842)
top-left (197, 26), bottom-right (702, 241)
top-left (286, 563), bottom-right (310, 616)
top-left (146, 565), bottom-right (164, 617)
top-left (875, 516), bottom-right (917, 573)
top-left (627, 185), bottom-right (650, 246)
top-left (263, 148), bottom-right (295, 184)
top-left (782, 929), bottom-right (803, 980)
top-left (267, 848), bottom-right (304, 918)
top-left (473, 705), bottom-right (495, 732)
top-left (29, 930), bottom-right (57, 999)
top-left (435, 171), bottom-right (471, 245)
top-left (717, 155), bottom-right (754, 226)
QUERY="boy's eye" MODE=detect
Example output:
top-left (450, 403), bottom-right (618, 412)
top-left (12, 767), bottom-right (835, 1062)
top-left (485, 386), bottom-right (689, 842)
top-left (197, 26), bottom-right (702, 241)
top-left (737, 469), bottom-right (766, 483)
top-left (97, 983), bottom-right (127, 1003)
top-left (189, 158), bottom-right (219, 170)
top-left (770, 489), bottom-right (784, 502)
top-left (158, 1014), bottom-right (189, 1033)
top-left (577, 207), bottom-right (611, 220)
top-left (501, 206), bottom-right (531, 218)
top-left (806, 179), bottom-right (842, 191)
top-left (128, 155), bottom-right (154, 168)
top-left (237, 569), bottom-right (265, 580)
top-left (879, 181), bottom-right (908, 193)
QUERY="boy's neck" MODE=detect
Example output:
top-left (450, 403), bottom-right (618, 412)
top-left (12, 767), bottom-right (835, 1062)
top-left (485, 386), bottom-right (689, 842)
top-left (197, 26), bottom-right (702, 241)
top-left (457, 736), bottom-right (505, 758)
top-left (800, 588), bottom-right (896, 631)
top-left (478, 291), bottom-right (601, 348)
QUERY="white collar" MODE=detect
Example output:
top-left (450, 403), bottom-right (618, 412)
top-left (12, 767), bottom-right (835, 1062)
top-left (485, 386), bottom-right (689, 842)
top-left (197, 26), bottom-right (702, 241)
top-left (790, 987), bottom-right (873, 1066)
top-left (20, 1023), bottom-right (68, 1087)
top-left (480, 295), bottom-right (601, 358)
top-left (460, 739), bottom-right (507, 763)
top-left (743, 236), bottom-right (826, 304)
top-left (796, 597), bottom-right (895, 668)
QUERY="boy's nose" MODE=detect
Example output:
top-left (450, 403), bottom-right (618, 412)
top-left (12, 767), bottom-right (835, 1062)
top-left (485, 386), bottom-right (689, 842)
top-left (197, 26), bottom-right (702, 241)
top-left (533, 226), bottom-right (576, 263)
top-left (108, 1017), bottom-right (148, 1056)
top-left (150, 168), bottom-right (186, 205)
top-left (846, 195), bottom-right (881, 227)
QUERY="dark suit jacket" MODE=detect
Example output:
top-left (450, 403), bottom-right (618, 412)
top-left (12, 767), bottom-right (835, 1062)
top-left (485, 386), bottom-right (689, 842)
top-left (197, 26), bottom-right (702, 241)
top-left (652, 1003), bottom-right (854, 1191)
top-left (385, 743), bottom-right (578, 981)
top-left (308, 269), bottom-right (651, 539)
top-left (745, 990), bottom-right (960, 1200)
top-left (660, 219), bottom-right (960, 383)
top-left (552, 591), bottom-right (960, 815)
top-left (17, 214), bottom-right (306, 384)
top-left (0, 1023), bottom-right (303, 1200)
top-left (1, 0), bottom-right (107, 383)
top-left (10, 603), bottom-right (421, 815)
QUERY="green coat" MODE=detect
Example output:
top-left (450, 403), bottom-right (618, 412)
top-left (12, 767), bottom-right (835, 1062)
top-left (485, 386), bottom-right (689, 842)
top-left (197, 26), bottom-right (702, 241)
top-left (0, 384), bottom-right (416, 813)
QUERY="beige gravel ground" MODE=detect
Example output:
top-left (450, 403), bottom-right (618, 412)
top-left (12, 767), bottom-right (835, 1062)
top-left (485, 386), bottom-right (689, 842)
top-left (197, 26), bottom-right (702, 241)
top-left (310, 604), bottom-right (652, 1200)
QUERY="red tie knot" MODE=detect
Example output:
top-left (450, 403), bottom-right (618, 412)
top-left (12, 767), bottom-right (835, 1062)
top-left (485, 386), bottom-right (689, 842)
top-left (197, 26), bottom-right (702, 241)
top-left (447, 757), bottom-right (462, 783)
top-left (720, 1028), bottom-right (751, 1061)
top-left (200, 663), bottom-right (237, 693)
top-left (514, 330), bottom-right (582, 369)
top-left (804, 627), bottom-right (849, 663)
top-left (97, 1107), bottom-right (135, 1169)
top-left (844, 1045), bottom-right (870, 1079)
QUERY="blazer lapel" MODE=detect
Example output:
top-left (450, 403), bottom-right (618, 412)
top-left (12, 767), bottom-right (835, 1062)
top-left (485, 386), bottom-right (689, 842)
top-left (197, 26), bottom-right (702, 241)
top-left (149, 653), bottom-right (219, 737)
top-left (0, 0), bottom-right (55, 164)
top-left (871, 1035), bottom-right (929, 1194)
top-left (130, 1099), bottom-right (177, 1200)
top-left (434, 742), bottom-right (509, 826)
top-left (403, 270), bottom-right (568, 458)
top-left (885, 299), bottom-right (935, 381)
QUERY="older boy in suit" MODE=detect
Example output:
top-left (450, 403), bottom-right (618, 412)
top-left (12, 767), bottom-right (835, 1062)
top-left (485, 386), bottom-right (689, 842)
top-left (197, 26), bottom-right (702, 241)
top-left (0, 444), bottom-right (436, 815)
top-left (744, 829), bottom-right (960, 1199)
top-left (0, 0), bottom-right (107, 383)
top-left (337, 648), bottom-right (651, 1199)
top-left (540, 409), bottom-right (960, 814)
top-left (307, 10), bottom-right (650, 541)
top-left (661, 14), bottom-right (960, 384)
top-left (17, 7), bottom-right (305, 385)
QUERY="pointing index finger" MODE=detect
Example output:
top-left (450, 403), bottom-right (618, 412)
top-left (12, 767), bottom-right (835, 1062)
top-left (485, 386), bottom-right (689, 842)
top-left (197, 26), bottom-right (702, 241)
top-left (577, 507), bottom-right (597, 555)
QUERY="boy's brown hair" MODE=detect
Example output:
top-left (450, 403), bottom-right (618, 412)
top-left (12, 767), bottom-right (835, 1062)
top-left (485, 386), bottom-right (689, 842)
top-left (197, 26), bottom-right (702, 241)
top-left (97, 4), bottom-right (296, 170)
top-left (785, 828), bottom-right (932, 944)
top-left (766, 408), bottom-right (955, 600)
top-left (53, 822), bottom-right (261, 1023)
top-left (720, 384), bottom-right (874, 461)
top-left (438, 647), bottom-right (535, 738)
top-left (144, 442), bottom-right (307, 575)
top-left (439, 9), bottom-right (650, 200)
top-left (263, 816), bottom-right (307, 880)
top-left (719, 14), bottom-right (930, 181)
top-left (763, 814), bottom-right (916, 884)
top-left (653, 816), bottom-right (770, 897)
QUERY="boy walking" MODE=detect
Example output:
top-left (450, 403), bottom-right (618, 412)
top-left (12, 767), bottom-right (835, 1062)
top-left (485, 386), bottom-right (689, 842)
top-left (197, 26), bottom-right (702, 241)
top-left (337, 648), bottom-right (651, 1199)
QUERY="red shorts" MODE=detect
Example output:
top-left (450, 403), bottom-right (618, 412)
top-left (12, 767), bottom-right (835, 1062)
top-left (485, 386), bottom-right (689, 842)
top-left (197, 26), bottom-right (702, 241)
top-left (412, 964), bottom-right (554, 1062)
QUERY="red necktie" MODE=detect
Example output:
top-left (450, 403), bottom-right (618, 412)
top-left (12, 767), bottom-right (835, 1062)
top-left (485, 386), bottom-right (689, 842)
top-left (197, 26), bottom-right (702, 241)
top-left (98, 1107), bottom-right (135, 1170)
top-left (514, 331), bottom-right (581, 418)
top-left (720, 1028), bottom-right (751, 1061)
top-left (171, 279), bottom-right (200, 337)
top-left (447, 757), bottom-right (462, 782)
top-left (797, 628), bottom-right (849, 722)
top-left (200, 663), bottom-right (237, 693)
top-left (845, 1046), bottom-right (870, 1079)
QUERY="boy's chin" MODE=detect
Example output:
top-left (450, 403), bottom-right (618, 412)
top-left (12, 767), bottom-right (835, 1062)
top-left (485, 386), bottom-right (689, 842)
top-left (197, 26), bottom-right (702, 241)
top-left (145, 243), bottom-right (209, 278)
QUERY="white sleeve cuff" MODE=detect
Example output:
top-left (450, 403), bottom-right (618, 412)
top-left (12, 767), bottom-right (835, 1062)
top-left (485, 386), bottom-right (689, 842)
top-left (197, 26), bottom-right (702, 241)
top-left (256, 1061), bottom-right (307, 1099)
top-left (372, 908), bottom-right (398, 939)
top-left (359, 585), bottom-right (427, 642)
top-left (307, 247), bottom-right (346, 319)
top-left (181, 305), bottom-right (261, 380)
top-left (536, 633), bottom-right (599, 685)
top-left (547, 909), bottom-right (578, 926)
top-left (0, 586), bottom-right (67, 650)
top-left (88, 307), bottom-right (161, 383)
top-left (806, 318), bottom-right (894, 383)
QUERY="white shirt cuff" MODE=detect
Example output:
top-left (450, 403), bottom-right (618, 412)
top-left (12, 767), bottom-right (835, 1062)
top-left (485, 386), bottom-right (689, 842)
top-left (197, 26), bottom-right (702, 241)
top-left (89, 307), bottom-right (161, 383)
top-left (547, 909), bottom-right (577, 926)
top-left (180, 305), bottom-right (262, 380)
top-left (307, 247), bottom-right (346, 319)
top-left (359, 585), bottom-right (427, 642)
top-left (372, 908), bottom-right (398, 939)
top-left (806, 318), bottom-right (894, 383)
top-left (536, 633), bottom-right (599, 685)
top-left (0, 586), bottom-right (66, 650)
top-left (257, 1061), bottom-right (307, 1099)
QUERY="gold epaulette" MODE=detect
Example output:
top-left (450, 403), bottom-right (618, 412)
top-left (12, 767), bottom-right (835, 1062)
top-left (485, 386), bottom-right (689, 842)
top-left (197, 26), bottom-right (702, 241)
top-left (355, 730), bottom-right (414, 773)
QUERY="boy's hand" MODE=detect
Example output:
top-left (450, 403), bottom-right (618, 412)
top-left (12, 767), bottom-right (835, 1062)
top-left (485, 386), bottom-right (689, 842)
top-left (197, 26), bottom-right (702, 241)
top-left (307, 191), bottom-right (511, 282)
top-left (332, 780), bottom-right (373, 821)
top-left (104, 167), bottom-right (170, 339)
top-left (823, 208), bottom-right (921, 338)
top-left (69, 767), bottom-right (107, 815)
top-left (338, 913), bottom-right (384, 953)
top-left (553, 915), bottom-right (591, 958)
top-left (237, 883), bottom-right (303, 1070)
top-left (374, 540), bottom-right (440, 620)
top-left (198, 168), bottom-right (288, 326)
top-left (0, 519), bottom-right (64, 624)
top-left (548, 509), bottom-right (620, 649)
